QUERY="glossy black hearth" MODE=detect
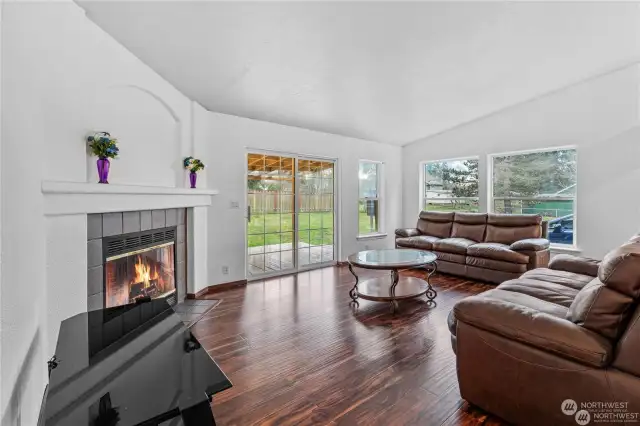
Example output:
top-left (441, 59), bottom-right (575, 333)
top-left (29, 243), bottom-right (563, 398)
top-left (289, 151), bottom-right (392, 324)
top-left (41, 299), bottom-right (231, 425)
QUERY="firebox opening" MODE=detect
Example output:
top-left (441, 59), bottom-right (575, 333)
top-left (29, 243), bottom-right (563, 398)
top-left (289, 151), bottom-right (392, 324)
top-left (105, 241), bottom-right (176, 308)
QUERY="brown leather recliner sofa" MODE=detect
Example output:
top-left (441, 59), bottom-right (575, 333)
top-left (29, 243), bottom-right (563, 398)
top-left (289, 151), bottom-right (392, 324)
top-left (395, 211), bottom-right (550, 284)
top-left (448, 235), bottom-right (640, 426)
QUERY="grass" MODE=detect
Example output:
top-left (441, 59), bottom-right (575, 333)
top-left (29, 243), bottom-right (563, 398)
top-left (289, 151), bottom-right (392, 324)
top-left (248, 211), bottom-right (373, 247)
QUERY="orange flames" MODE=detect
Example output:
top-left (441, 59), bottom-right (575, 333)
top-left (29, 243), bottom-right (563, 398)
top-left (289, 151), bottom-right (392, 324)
top-left (133, 255), bottom-right (159, 288)
top-left (105, 245), bottom-right (175, 308)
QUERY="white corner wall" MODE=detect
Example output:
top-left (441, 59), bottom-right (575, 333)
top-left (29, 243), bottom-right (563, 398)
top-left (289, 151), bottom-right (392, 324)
top-left (402, 65), bottom-right (640, 259)
top-left (0, 2), bottom-right (203, 423)
top-left (194, 109), bottom-right (403, 287)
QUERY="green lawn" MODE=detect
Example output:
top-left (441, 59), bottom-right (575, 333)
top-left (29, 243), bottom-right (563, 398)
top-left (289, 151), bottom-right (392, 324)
top-left (425, 202), bottom-right (479, 213)
top-left (248, 211), bottom-right (372, 247)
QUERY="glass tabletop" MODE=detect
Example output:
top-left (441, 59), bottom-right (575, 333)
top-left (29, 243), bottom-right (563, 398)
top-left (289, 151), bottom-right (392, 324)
top-left (348, 249), bottom-right (437, 268)
top-left (43, 299), bottom-right (232, 426)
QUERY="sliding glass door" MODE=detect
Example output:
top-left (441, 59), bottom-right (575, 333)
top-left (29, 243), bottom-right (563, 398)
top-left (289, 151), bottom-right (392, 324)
top-left (297, 158), bottom-right (335, 268)
top-left (246, 152), bottom-right (335, 278)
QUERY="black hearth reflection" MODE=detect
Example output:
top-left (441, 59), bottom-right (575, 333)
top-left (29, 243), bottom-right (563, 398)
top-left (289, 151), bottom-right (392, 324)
top-left (105, 242), bottom-right (176, 308)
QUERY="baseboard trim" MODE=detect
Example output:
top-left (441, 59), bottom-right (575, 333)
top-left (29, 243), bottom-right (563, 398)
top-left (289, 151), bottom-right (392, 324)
top-left (186, 279), bottom-right (248, 298)
top-left (336, 261), bottom-right (349, 267)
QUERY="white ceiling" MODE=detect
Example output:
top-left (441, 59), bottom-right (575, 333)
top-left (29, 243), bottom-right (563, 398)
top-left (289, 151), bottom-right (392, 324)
top-left (78, 1), bottom-right (640, 145)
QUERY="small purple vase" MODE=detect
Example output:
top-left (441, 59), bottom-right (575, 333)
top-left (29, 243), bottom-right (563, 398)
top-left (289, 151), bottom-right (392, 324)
top-left (97, 158), bottom-right (110, 184)
top-left (189, 171), bottom-right (197, 188)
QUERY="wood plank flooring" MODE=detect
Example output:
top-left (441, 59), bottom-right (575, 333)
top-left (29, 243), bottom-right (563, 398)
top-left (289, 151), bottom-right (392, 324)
top-left (191, 266), bottom-right (507, 426)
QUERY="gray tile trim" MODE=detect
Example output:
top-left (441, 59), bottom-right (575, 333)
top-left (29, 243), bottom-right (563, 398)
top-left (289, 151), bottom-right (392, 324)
top-left (123, 211), bottom-right (141, 234)
top-left (177, 224), bottom-right (186, 244)
top-left (87, 208), bottom-right (189, 310)
top-left (87, 214), bottom-right (103, 240)
top-left (166, 209), bottom-right (178, 227)
top-left (88, 266), bottom-right (103, 295)
top-left (88, 293), bottom-right (104, 311)
top-left (87, 239), bottom-right (103, 268)
top-left (141, 211), bottom-right (152, 231)
top-left (103, 212), bottom-right (123, 237)
top-left (152, 210), bottom-right (166, 229)
top-left (177, 242), bottom-right (186, 263)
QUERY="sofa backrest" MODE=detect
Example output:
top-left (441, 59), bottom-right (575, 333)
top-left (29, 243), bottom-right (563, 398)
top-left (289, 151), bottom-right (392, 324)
top-left (484, 214), bottom-right (543, 244)
top-left (567, 236), bottom-right (640, 342)
top-left (416, 211), bottom-right (453, 238)
top-left (451, 212), bottom-right (487, 242)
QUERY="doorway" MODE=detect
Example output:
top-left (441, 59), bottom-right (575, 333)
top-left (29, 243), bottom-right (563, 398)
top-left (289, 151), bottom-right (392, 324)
top-left (246, 152), bottom-right (336, 278)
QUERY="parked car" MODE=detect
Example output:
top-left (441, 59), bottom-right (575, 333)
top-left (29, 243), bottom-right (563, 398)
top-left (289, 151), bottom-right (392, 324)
top-left (547, 214), bottom-right (574, 245)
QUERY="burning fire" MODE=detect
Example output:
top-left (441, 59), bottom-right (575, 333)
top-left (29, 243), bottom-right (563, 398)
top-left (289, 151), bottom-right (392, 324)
top-left (133, 255), bottom-right (159, 288)
top-left (105, 244), bottom-right (175, 308)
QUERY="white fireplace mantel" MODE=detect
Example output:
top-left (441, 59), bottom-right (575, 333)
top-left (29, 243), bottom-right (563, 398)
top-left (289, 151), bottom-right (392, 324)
top-left (42, 181), bottom-right (219, 215)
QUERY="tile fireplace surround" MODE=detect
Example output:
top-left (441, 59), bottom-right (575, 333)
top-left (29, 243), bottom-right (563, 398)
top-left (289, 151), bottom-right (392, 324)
top-left (42, 181), bottom-right (217, 354)
top-left (86, 208), bottom-right (187, 310)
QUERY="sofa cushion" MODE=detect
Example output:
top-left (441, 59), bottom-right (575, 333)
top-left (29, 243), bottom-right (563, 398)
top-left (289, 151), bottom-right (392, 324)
top-left (485, 213), bottom-right (542, 245)
top-left (567, 278), bottom-right (634, 340)
top-left (564, 239), bottom-right (640, 340)
top-left (433, 238), bottom-right (476, 255)
top-left (453, 289), bottom-right (612, 367)
top-left (467, 242), bottom-right (529, 264)
top-left (499, 279), bottom-right (580, 308)
top-left (395, 228), bottom-right (420, 238)
top-left (598, 240), bottom-right (640, 298)
top-left (520, 268), bottom-right (593, 291)
top-left (435, 251), bottom-right (466, 264)
top-left (548, 254), bottom-right (600, 277)
top-left (466, 256), bottom-right (527, 273)
top-left (416, 211), bottom-right (454, 239)
top-left (451, 212), bottom-right (487, 242)
top-left (396, 235), bottom-right (440, 250)
top-left (510, 238), bottom-right (550, 251)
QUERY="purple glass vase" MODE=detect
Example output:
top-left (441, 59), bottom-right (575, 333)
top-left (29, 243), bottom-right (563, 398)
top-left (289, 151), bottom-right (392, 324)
top-left (97, 158), bottom-right (110, 184)
top-left (189, 171), bottom-right (197, 188)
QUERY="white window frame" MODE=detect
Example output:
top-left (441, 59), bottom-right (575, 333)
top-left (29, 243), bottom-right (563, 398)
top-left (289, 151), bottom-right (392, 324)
top-left (357, 160), bottom-right (385, 238)
top-left (419, 156), bottom-right (480, 214)
top-left (488, 145), bottom-right (578, 249)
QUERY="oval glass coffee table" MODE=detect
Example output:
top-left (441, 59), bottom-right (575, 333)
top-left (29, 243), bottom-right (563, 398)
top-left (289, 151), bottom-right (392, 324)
top-left (347, 249), bottom-right (438, 313)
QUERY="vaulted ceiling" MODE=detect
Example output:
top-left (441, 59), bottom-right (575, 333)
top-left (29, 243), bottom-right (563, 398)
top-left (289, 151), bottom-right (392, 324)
top-left (79, 1), bottom-right (640, 145)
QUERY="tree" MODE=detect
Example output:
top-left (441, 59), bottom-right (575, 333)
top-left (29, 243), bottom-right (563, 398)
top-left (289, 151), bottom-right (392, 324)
top-left (425, 160), bottom-right (478, 209)
top-left (448, 160), bottom-right (478, 198)
top-left (493, 150), bottom-right (576, 213)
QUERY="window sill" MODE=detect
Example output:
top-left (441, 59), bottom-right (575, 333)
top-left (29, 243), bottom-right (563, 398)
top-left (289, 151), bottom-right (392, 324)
top-left (550, 244), bottom-right (581, 254)
top-left (357, 233), bottom-right (388, 241)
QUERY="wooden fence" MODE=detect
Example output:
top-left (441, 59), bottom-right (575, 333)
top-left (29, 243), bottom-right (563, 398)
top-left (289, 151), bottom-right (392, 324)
top-left (248, 191), bottom-right (334, 213)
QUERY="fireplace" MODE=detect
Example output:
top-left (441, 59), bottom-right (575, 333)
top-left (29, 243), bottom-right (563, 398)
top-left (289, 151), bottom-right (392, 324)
top-left (102, 227), bottom-right (177, 308)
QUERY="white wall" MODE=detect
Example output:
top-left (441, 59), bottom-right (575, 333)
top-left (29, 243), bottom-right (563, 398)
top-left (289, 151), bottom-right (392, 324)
top-left (403, 65), bottom-right (640, 259)
top-left (1, 2), bottom-right (200, 423)
top-left (194, 109), bottom-right (403, 287)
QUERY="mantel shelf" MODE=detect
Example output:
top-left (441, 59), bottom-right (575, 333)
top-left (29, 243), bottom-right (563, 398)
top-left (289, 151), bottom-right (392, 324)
top-left (41, 181), bottom-right (218, 216)
top-left (42, 181), bottom-right (219, 196)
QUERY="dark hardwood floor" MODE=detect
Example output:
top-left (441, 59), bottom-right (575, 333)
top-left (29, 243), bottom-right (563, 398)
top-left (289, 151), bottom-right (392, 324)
top-left (191, 266), bottom-right (507, 426)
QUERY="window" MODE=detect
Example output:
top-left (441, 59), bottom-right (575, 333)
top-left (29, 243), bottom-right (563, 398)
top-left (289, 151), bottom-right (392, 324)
top-left (421, 158), bottom-right (479, 212)
top-left (491, 147), bottom-right (577, 246)
top-left (358, 161), bottom-right (382, 236)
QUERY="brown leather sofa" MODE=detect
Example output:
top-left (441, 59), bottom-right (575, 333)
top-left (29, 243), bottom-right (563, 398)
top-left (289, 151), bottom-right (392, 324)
top-left (395, 211), bottom-right (550, 284)
top-left (448, 235), bottom-right (640, 426)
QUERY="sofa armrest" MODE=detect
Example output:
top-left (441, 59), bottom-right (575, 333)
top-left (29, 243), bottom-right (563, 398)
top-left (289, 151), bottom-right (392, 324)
top-left (395, 228), bottom-right (420, 238)
top-left (549, 254), bottom-right (600, 277)
top-left (454, 293), bottom-right (612, 367)
top-left (510, 238), bottom-right (550, 251)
